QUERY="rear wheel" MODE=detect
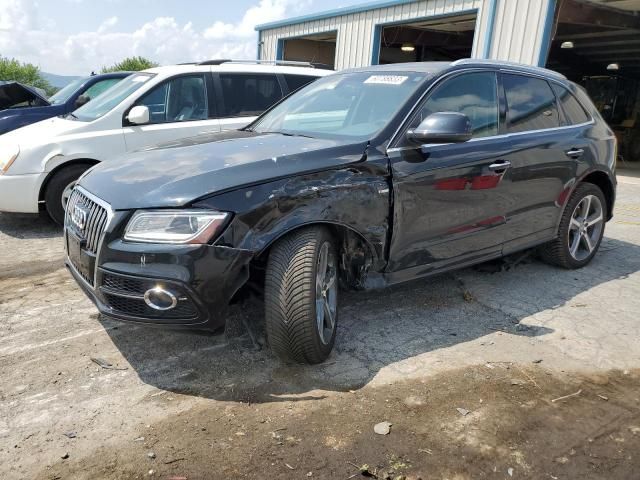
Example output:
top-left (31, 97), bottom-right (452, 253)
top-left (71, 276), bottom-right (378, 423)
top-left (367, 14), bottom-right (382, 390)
top-left (44, 164), bottom-right (90, 226)
top-left (540, 183), bottom-right (606, 269)
top-left (264, 226), bottom-right (338, 364)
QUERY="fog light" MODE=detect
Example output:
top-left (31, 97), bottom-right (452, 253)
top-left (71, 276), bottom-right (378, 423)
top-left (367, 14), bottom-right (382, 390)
top-left (144, 287), bottom-right (178, 311)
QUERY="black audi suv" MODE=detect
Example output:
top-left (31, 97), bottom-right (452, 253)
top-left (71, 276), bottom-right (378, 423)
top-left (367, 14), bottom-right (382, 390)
top-left (64, 60), bottom-right (616, 364)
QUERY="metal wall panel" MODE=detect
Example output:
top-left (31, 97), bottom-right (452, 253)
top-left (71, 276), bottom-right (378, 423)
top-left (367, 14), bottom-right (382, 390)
top-left (259, 0), bottom-right (488, 70)
top-left (490, 0), bottom-right (554, 65)
top-left (258, 0), bottom-right (555, 69)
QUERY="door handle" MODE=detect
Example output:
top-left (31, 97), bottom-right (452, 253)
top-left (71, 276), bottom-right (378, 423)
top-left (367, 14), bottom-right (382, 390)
top-left (566, 148), bottom-right (584, 159)
top-left (488, 160), bottom-right (511, 172)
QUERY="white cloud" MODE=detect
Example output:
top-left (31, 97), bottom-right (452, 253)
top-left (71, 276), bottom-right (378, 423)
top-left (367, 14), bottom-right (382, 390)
top-left (0, 0), bottom-right (308, 75)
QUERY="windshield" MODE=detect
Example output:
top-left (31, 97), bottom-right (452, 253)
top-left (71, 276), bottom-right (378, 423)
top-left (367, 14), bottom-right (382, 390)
top-left (49, 77), bottom-right (88, 105)
top-left (251, 71), bottom-right (427, 140)
top-left (73, 73), bottom-right (154, 122)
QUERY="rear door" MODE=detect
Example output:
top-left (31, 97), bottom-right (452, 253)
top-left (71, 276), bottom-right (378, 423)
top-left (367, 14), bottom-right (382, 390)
top-left (387, 70), bottom-right (511, 275)
top-left (215, 73), bottom-right (284, 130)
top-left (122, 73), bottom-right (220, 151)
top-left (498, 73), bottom-right (589, 253)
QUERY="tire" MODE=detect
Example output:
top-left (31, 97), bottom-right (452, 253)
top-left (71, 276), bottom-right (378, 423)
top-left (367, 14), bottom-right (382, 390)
top-left (265, 226), bottom-right (339, 364)
top-left (540, 183), bottom-right (607, 269)
top-left (44, 164), bottom-right (90, 226)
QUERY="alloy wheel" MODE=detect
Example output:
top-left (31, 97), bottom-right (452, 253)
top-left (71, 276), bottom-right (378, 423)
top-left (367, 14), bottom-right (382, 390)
top-left (568, 194), bottom-right (604, 261)
top-left (315, 241), bottom-right (337, 345)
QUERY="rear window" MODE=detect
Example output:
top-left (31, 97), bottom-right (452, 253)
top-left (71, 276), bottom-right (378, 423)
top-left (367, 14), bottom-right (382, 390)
top-left (284, 75), bottom-right (319, 93)
top-left (220, 73), bottom-right (283, 117)
top-left (503, 74), bottom-right (559, 133)
top-left (551, 83), bottom-right (590, 126)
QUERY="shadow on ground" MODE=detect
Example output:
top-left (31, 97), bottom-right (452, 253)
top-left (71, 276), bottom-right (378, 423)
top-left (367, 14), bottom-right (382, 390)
top-left (0, 212), bottom-right (61, 240)
top-left (98, 236), bottom-right (640, 404)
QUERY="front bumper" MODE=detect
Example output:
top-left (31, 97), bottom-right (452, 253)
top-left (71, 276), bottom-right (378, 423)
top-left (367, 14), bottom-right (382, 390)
top-left (0, 173), bottom-right (45, 213)
top-left (65, 222), bottom-right (253, 331)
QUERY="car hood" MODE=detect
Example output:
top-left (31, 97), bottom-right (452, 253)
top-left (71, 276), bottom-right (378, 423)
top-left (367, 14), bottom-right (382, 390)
top-left (0, 81), bottom-right (50, 110)
top-left (79, 130), bottom-right (369, 210)
top-left (0, 114), bottom-right (89, 145)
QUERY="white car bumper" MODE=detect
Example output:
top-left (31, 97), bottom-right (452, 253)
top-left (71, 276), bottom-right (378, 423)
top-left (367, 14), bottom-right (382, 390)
top-left (0, 173), bottom-right (45, 213)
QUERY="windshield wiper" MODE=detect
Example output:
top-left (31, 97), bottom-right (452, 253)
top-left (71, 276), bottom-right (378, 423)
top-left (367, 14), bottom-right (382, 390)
top-left (257, 130), bottom-right (316, 139)
top-left (66, 112), bottom-right (79, 120)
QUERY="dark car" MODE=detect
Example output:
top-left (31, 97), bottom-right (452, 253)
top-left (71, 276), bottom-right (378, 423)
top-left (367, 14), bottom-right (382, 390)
top-left (64, 60), bottom-right (617, 364)
top-left (0, 72), bottom-right (130, 135)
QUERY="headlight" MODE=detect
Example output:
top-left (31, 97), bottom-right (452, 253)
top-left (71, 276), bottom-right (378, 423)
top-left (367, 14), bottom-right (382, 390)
top-left (0, 144), bottom-right (20, 175)
top-left (124, 210), bottom-right (230, 244)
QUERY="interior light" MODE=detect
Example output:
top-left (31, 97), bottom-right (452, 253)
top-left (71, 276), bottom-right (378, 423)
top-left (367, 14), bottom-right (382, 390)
top-left (560, 41), bottom-right (574, 49)
top-left (401, 43), bottom-right (415, 52)
top-left (607, 63), bottom-right (620, 71)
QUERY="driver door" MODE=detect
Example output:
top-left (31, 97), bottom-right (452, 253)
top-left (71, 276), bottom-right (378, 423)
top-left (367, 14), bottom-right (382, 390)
top-left (123, 73), bottom-right (220, 151)
top-left (387, 70), bottom-right (512, 275)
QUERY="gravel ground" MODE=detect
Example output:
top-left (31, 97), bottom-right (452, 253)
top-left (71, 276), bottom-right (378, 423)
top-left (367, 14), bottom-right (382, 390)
top-left (1, 173), bottom-right (639, 479)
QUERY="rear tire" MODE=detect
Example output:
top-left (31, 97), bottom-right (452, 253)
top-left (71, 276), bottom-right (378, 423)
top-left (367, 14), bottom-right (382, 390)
top-left (540, 183), bottom-right (607, 269)
top-left (44, 164), bottom-right (90, 226)
top-left (264, 226), bottom-right (338, 364)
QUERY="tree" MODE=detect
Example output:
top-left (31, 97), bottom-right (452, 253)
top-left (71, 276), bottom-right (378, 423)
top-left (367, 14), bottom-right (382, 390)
top-left (0, 56), bottom-right (56, 96)
top-left (101, 56), bottom-right (159, 73)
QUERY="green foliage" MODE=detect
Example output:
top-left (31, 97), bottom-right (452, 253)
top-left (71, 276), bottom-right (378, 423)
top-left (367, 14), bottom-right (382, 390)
top-left (101, 56), bottom-right (159, 73)
top-left (0, 56), bottom-right (56, 96)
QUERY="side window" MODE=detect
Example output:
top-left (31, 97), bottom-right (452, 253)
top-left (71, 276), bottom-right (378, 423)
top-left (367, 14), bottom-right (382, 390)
top-left (551, 83), bottom-right (590, 125)
top-left (503, 74), bottom-right (559, 133)
top-left (284, 75), bottom-right (319, 93)
top-left (406, 71), bottom-right (499, 140)
top-left (135, 75), bottom-right (207, 124)
top-left (220, 74), bottom-right (282, 117)
top-left (82, 79), bottom-right (121, 101)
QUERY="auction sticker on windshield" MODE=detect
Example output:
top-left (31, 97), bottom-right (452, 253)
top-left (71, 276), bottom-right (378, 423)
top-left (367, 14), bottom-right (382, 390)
top-left (364, 75), bottom-right (408, 85)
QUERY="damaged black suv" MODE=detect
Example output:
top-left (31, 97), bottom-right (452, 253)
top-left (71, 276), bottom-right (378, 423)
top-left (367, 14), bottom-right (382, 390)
top-left (65, 60), bottom-right (616, 364)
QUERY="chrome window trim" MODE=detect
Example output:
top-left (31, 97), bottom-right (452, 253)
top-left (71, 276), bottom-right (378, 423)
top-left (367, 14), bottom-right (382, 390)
top-left (386, 119), bottom-right (595, 154)
top-left (64, 185), bottom-right (114, 290)
top-left (387, 67), bottom-right (594, 153)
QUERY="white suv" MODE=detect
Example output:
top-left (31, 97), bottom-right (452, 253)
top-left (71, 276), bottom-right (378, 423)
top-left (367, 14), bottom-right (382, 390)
top-left (0, 60), bottom-right (331, 224)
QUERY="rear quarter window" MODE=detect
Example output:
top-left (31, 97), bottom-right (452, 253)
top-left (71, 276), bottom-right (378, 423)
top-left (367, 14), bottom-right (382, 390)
top-left (551, 83), bottom-right (590, 125)
top-left (503, 74), bottom-right (560, 133)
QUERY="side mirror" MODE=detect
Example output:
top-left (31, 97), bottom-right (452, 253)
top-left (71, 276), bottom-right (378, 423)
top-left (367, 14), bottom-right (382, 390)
top-left (406, 112), bottom-right (472, 144)
top-left (74, 94), bottom-right (90, 109)
top-left (127, 105), bottom-right (150, 125)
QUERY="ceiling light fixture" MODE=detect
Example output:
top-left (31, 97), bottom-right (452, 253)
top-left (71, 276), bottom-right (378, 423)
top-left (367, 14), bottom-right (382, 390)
top-left (401, 43), bottom-right (415, 52)
top-left (560, 41), bottom-right (574, 49)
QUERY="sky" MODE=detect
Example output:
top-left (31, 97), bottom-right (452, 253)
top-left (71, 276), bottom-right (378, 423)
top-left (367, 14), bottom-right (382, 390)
top-left (0, 0), bottom-right (364, 75)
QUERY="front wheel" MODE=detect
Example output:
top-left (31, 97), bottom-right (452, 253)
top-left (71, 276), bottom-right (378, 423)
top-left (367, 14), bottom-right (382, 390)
top-left (540, 183), bottom-right (607, 269)
top-left (44, 164), bottom-right (90, 226)
top-left (264, 226), bottom-right (339, 364)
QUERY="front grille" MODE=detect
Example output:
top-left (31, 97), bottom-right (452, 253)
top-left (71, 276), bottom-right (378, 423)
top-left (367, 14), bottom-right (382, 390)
top-left (101, 272), bottom-right (200, 322)
top-left (103, 293), bottom-right (199, 320)
top-left (102, 274), bottom-right (147, 296)
top-left (65, 188), bottom-right (109, 254)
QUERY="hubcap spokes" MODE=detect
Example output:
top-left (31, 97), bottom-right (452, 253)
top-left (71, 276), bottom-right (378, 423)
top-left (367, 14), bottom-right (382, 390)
top-left (315, 242), bottom-right (337, 345)
top-left (568, 194), bottom-right (603, 261)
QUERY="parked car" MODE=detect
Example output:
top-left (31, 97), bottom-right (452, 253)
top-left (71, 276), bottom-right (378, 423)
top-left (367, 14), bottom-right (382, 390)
top-left (63, 60), bottom-right (616, 364)
top-left (0, 72), bottom-right (130, 136)
top-left (0, 61), bottom-right (330, 224)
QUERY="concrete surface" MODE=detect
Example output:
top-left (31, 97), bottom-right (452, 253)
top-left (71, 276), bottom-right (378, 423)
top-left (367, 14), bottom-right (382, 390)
top-left (1, 173), bottom-right (639, 479)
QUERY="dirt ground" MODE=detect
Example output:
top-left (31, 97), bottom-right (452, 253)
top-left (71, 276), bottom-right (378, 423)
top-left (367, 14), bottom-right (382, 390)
top-left (2, 172), bottom-right (640, 480)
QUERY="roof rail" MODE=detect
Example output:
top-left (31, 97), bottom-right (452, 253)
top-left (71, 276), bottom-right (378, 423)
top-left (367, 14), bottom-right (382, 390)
top-left (196, 59), bottom-right (332, 69)
top-left (450, 58), bottom-right (566, 79)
